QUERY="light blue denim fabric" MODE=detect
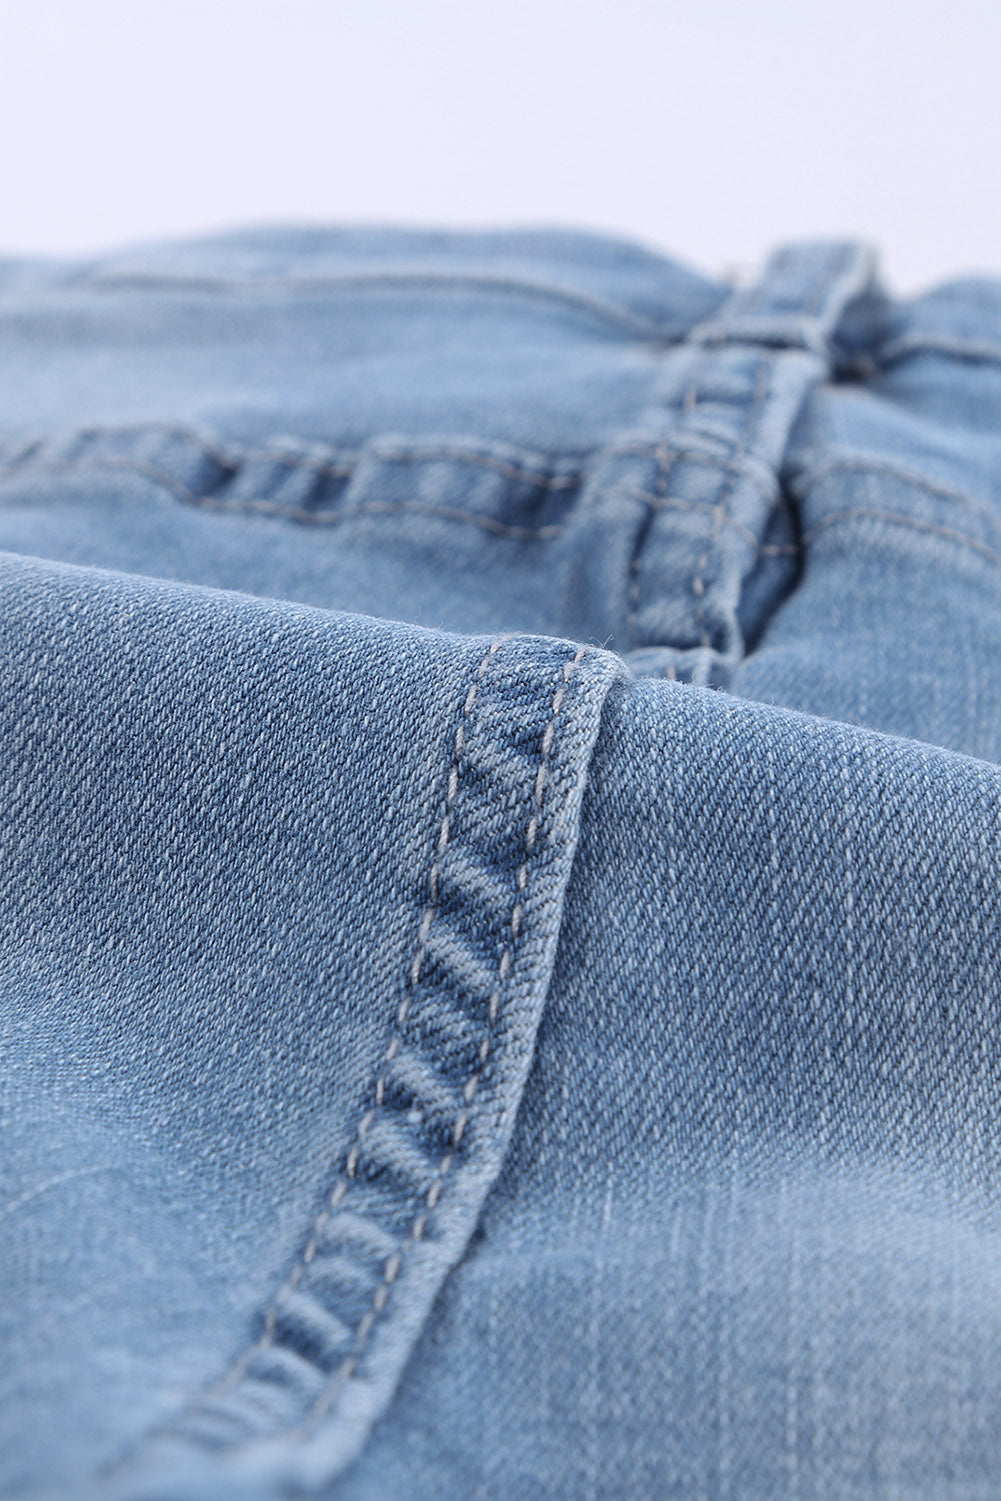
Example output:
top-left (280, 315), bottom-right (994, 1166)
top-left (3, 228), bottom-right (1001, 1499)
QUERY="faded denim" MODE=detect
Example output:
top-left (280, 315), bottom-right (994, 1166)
top-left (2, 228), bottom-right (1001, 1499)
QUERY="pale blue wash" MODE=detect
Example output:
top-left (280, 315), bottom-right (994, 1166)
top-left (2, 229), bottom-right (1001, 1498)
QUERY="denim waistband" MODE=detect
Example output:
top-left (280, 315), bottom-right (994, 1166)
top-left (3, 235), bottom-right (1001, 700)
top-left (0, 241), bottom-right (885, 690)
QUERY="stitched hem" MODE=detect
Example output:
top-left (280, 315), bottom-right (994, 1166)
top-left (100, 633), bottom-right (621, 1499)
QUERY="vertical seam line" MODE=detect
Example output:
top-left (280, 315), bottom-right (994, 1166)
top-left (167, 638), bottom-right (589, 1456)
top-left (290, 642), bottom-right (589, 1438)
top-left (691, 357), bottom-right (773, 648)
top-left (200, 638), bottom-right (507, 1409)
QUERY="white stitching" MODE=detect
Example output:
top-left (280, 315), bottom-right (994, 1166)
top-left (26, 434), bottom-right (996, 602)
top-left (626, 344), bottom-right (720, 644)
top-left (298, 644), bottom-right (588, 1433)
top-left (0, 449), bottom-right (790, 551)
top-left (691, 359), bottom-right (772, 648)
top-left (789, 457), bottom-right (1001, 537)
top-left (604, 443), bottom-right (778, 500)
top-left (618, 490), bottom-right (764, 550)
top-left (205, 639), bottom-right (506, 1402)
top-left (194, 638), bottom-right (587, 1450)
top-left (0, 455), bottom-right (565, 540)
top-left (799, 507), bottom-right (1001, 570)
top-left (0, 442), bottom-right (580, 489)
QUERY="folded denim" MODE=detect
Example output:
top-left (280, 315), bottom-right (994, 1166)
top-left (3, 228), bottom-right (1001, 1499)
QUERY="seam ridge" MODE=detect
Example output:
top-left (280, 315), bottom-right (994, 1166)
top-left (201, 639), bottom-right (508, 1415)
top-left (292, 642), bottom-right (588, 1442)
top-left (114, 636), bottom-right (596, 1492)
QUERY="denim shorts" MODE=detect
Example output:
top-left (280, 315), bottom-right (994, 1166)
top-left (3, 227), bottom-right (1001, 1499)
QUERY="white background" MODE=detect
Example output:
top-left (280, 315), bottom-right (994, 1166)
top-left (1, 0), bottom-right (998, 291)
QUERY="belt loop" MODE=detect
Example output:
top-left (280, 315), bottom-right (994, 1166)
top-left (688, 242), bottom-right (878, 354)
